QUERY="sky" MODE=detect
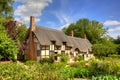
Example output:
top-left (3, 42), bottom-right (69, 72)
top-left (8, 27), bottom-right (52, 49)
top-left (14, 0), bottom-right (120, 39)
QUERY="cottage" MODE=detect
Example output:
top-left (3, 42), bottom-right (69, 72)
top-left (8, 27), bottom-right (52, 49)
top-left (24, 16), bottom-right (93, 62)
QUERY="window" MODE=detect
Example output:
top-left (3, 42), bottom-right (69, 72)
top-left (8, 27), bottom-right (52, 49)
top-left (57, 46), bottom-right (61, 50)
top-left (50, 41), bottom-right (56, 50)
top-left (41, 46), bottom-right (49, 50)
top-left (51, 41), bottom-right (56, 44)
top-left (55, 46), bottom-right (61, 50)
top-left (50, 45), bottom-right (54, 50)
top-left (66, 46), bottom-right (71, 50)
top-left (61, 42), bottom-right (66, 50)
top-left (36, 50), bottom-right (40, 56)
top-left (41, 46), bottom-right (46, 50)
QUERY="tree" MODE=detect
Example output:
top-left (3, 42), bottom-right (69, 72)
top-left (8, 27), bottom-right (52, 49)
top-left (4, 20), bottom-right (28, 55)
top-left (114, 35), bottom-right (120, 55)
top-left (62, 18), bottom-right (107, 44)
top-left (0, 21), bottom-right (18, 60)
top-left (4, 21), bottom-right (27, 44)
top-left (115, 35), bottom-right (120, 44)
top-left (0, 0), bottom-right (14, 19)
top-left (93, 40), bottom-right (117, 58)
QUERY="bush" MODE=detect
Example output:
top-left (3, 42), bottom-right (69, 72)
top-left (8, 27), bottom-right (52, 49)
top-left (0, 24), bottom-right (18, 61)
top-left (69, 60), bottom-right (86, 68)
top-left (78, 55), bottom-right (84, 61)
top-left (92, 75), bottom-right (119, 80)
top-left (0, 62), bottom-right (67, 80)
top-left (88, 58), bottom-right (120, 77)
top-left (93, 42), bottom-right (117, 58)
top-left (74, 68), bottom-right (88, 78)
top-left (61, 68), bottom-right (76, 80)
top-left (74, 56), bottom-right (79, 62)
top-left (53, 53), bottom-right (68, 63)
top-left (108, 54), bottom-right (120, 59)
top-left (40, 57), bottom-right (54, 64)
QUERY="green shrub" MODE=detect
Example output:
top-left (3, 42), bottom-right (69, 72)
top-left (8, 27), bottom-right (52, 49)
top-left (92, 75), bottom-right (119, 80)
top-left (88, 58), bottom-right (120, 77)
top-left (25, 60), bottom-right (40, 65)
top-left (61, 68), bottom-right (76, 80)
top-left (54, 53), bottom-right (68, 63)
top-left (78, 55), bottom-right (84, 61)
top-left (0, 24), bottom-right (18, 61)
top-left (108, 54), bottom-right (120, 59)
top-left (69, 61), bottom-right (86, 68)
top-left (74, 56), bottom-right (79, 62)
top-left (40, 57), bottom-right (54, 64)
top-left (74, 67), bottom-right (88, 78)
top-left (0, 62), bottom-right (67, 80)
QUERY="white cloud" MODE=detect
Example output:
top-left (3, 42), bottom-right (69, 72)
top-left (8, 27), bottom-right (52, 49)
top-left (14, 0), bottom-right (52, 23)
top-left (107, 26), bottom-right (120, 39)
top-left (108, 26), bottom-right (120, 32)
top-left (108, 33), bottom-right (119, 39)
top-left (104, 20), bottom-right (120, 26)
top-left (59, 23), bottom-right (70, 29)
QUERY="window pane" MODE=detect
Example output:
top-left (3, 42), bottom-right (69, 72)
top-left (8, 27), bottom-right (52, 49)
top-left (37, 50), bottom-right (40, 56)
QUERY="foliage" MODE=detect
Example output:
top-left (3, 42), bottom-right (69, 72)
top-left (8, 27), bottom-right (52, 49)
top-left (0, 62), bottom-right (67, 80)
top-left (92, 75), bottom-right (119, 80)
top-left (61, 68), bottom-right (76, 80)
top-left (74, 56), bottom-right (79, 62)
top-left (88, 58), bottom-right (120, 77)
top-left (16, 25), bottom-right (27, 44)
top-left (4, 20), bottom-right (28, 54)
top-left (40, 57), bottom-right (54, 64)
top-left (69, 61), bottom-right (86, 68)
top-left (4, 21), bottom-right (27, 44)
top-left (108, 54), bottom-right (120, 59)
top-left (93, 41), bottom-right (117, 58)
top-left (54, 53), bottom-right (68, 63)
top-left (116, 44), bottom-right (120, 55)
top-left (0, 58), bottom-right (120, 79)
top-left (78, 55), bottom-right (84, 61)
top-left (114, 35), bottom-right (120, 44)
top-left (62, 18), bottom-right (107, 44)
top-left (0, 0), bottom-right (14, 19)
top-left (74, 68), bottom-right (88, 78)
top-left (0, 24), bottom-right (18, 60)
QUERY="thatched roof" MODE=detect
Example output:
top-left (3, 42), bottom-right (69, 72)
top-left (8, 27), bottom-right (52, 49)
top-left (33, 26), bottom-right (69, 45)
top-left (33, 26), bottom-right (92, 52)
top-left (67, 36), bottom-right (92, 52)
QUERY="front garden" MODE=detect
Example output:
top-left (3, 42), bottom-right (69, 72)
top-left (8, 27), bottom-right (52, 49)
top-left (0, 57), bottom-right (120, 80)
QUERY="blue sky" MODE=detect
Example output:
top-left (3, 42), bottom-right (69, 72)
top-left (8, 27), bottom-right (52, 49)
top-left (14, 0), bottom-right (120, 39)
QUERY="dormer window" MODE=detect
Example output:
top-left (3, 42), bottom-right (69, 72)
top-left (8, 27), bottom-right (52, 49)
top-left (61, 42), bottom-right (66, 50)
top-left (55, 46), bottom-right (61, 50)
top-left (50, 41), bottom-right (56, 50)
top-left (63, 42), bottom-right (66, 45)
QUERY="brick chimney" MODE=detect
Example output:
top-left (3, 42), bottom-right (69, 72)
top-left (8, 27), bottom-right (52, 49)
top-left (71, 30), bottom-right (74, 37)
top-left (27, 16), bottom-right (36, 60)
top-left (83, 34), bottom-right (87, 39)
top-left (30, 16), bottom-right (35, 31)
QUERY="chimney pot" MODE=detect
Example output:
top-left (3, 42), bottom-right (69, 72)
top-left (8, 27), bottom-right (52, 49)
top-left (83, 34), bottom-right (87, 39)
top-left (71, 30), bottom-right (74, 37)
